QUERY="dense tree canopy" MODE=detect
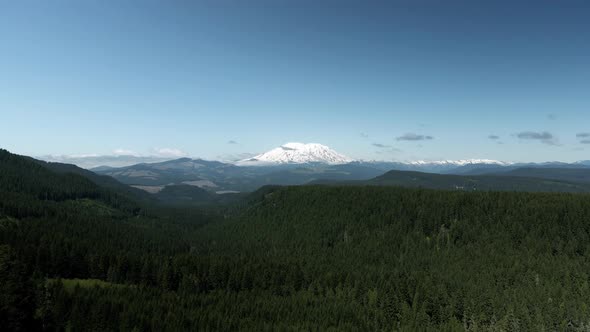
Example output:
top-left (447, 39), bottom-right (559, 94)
top-left (2, 149), bottom-right (590, 331)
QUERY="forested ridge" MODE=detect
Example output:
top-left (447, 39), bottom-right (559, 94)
top-left (313, 169), bottom-right (590, 193)
top-left (3, 149), bottom-right (590, 331)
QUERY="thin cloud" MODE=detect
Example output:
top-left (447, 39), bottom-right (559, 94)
top-left (516, 131), bottom-right (558, 145)
top-left (39, 154), bottom-right (173, 169)
top-left (374, 147), bottom-right (401, 154)
top-left (360, 132), bottom-right (369, 138)
top-left (576, 133), bottom-right (590, 138)
top-left (547, 114), bottom-right (557, 120)
top-left (396, 133), bottom-right (434, 141)
top-left (217, 152), bottom-right (256, 162)
top-left (40, 147), bottom-right (189, 168)
top-left (488, 135), bottom-right (500, 140)
top-left (228, 140), bottom-right (238, 144)
top-left (152, 148), bottom-right (187, 157)
top-left (113, 148), bottom-right (138, 156)
top-left (517, 131), bottom-right (553, 140)
top-left (372, 143), bottom-right (391, 148)
top-left (581, 139), bottom-right (590, 144)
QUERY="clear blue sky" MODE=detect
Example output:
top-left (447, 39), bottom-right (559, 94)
top-left (1, 0), bottom-right (589, 162)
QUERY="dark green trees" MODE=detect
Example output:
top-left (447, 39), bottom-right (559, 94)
top-left (3, 148), bottom-right (590, 330)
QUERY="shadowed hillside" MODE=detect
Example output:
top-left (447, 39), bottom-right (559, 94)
top-left (313, 169), bottom-right (590, 193)
top-left (4, 149), bottom-right (590, 330)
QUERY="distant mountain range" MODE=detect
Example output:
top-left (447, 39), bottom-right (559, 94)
top-left (40, 142), bottom-right (590, 173)
top-left (27, 143), bottom-right (590, 196)
top-left (313, 169), bottom-right (590, 193)
top-left (38, 154), bottom-right (174, 169)
top-left (93, 158), bottom-right (386, 193)
top-left (90, 143), bottom-right (590, 194)
top-left (4, 147), bottom-right (590, 207)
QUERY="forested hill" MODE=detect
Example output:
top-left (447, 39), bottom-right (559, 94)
top-left (0, 148), bottom-right (220, 330)
top-left (495, 167), bottom-right (590, 184)
top-left (0, 149), bottom-right (241, 208)
top-left (32, 158), bottom-right (154, 203)
top-left (0, 149), bottom-right (140, 216)
top-left (314, 169), bottom-right (590, 193)
top-left (4, 147), bottom-right (590, 330)
top-left (193, 186), bottom-right (590, 330)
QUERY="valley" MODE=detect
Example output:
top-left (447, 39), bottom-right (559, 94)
top-left (3, 148), bottom-right (590, 330)
top-left (79, 143), bottom-right (590, 202)
top-left (5, 3), bottom-right (589, 330)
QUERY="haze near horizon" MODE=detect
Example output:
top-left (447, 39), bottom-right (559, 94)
top-left (2, 1), bottom-right (589, 163)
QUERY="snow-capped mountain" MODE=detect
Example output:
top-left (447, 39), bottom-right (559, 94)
top-left (408, 159), bottom-right (513, 166)
top-left (236, 143), bottom-right (353, 166)
top-left (40, 147), bottom-right (520, 171)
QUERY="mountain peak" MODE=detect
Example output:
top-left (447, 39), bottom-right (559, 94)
top-left (236, 142), bottom-right (353, 166)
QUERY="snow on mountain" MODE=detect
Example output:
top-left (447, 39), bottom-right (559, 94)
top-left (236, 143), bottom-right (353, 166)
top-left (408, 159), bottom-right (514, 166)
top-left (237, 143), bottom-right (514, 167)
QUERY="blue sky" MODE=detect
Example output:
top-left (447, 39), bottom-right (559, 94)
top-left (1, 0), bottom-right (589, 163)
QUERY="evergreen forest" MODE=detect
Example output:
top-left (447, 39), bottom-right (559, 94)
top-left (2, 148), bottom-right (590, 331)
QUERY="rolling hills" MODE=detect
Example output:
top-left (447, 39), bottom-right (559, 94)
top-left (4, 148), bottom-right (590, 330)
top-left (495, 167), bottom-right (590, 184)
top-left (313, 169), bottom-right (590, 193)
top-left (93, 158), bottom-right (386, 192)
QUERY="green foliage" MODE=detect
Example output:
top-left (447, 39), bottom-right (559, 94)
top-left (54, 279), bottom-right (124, 292)
top-left (155, 184), bottom-right (244, 206)
top-left (37, 159), bottom-right (155, 203)
top-left (4, 148), bottom-right (590, 330)
top-left (0, 149), bottom-right (140, 216)
top-left (316, 169), bottom-right (590, 193)
top-left (499, 167), bottom-right (590, 184)
top-left (0, 245), bottom-right (37, 331)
